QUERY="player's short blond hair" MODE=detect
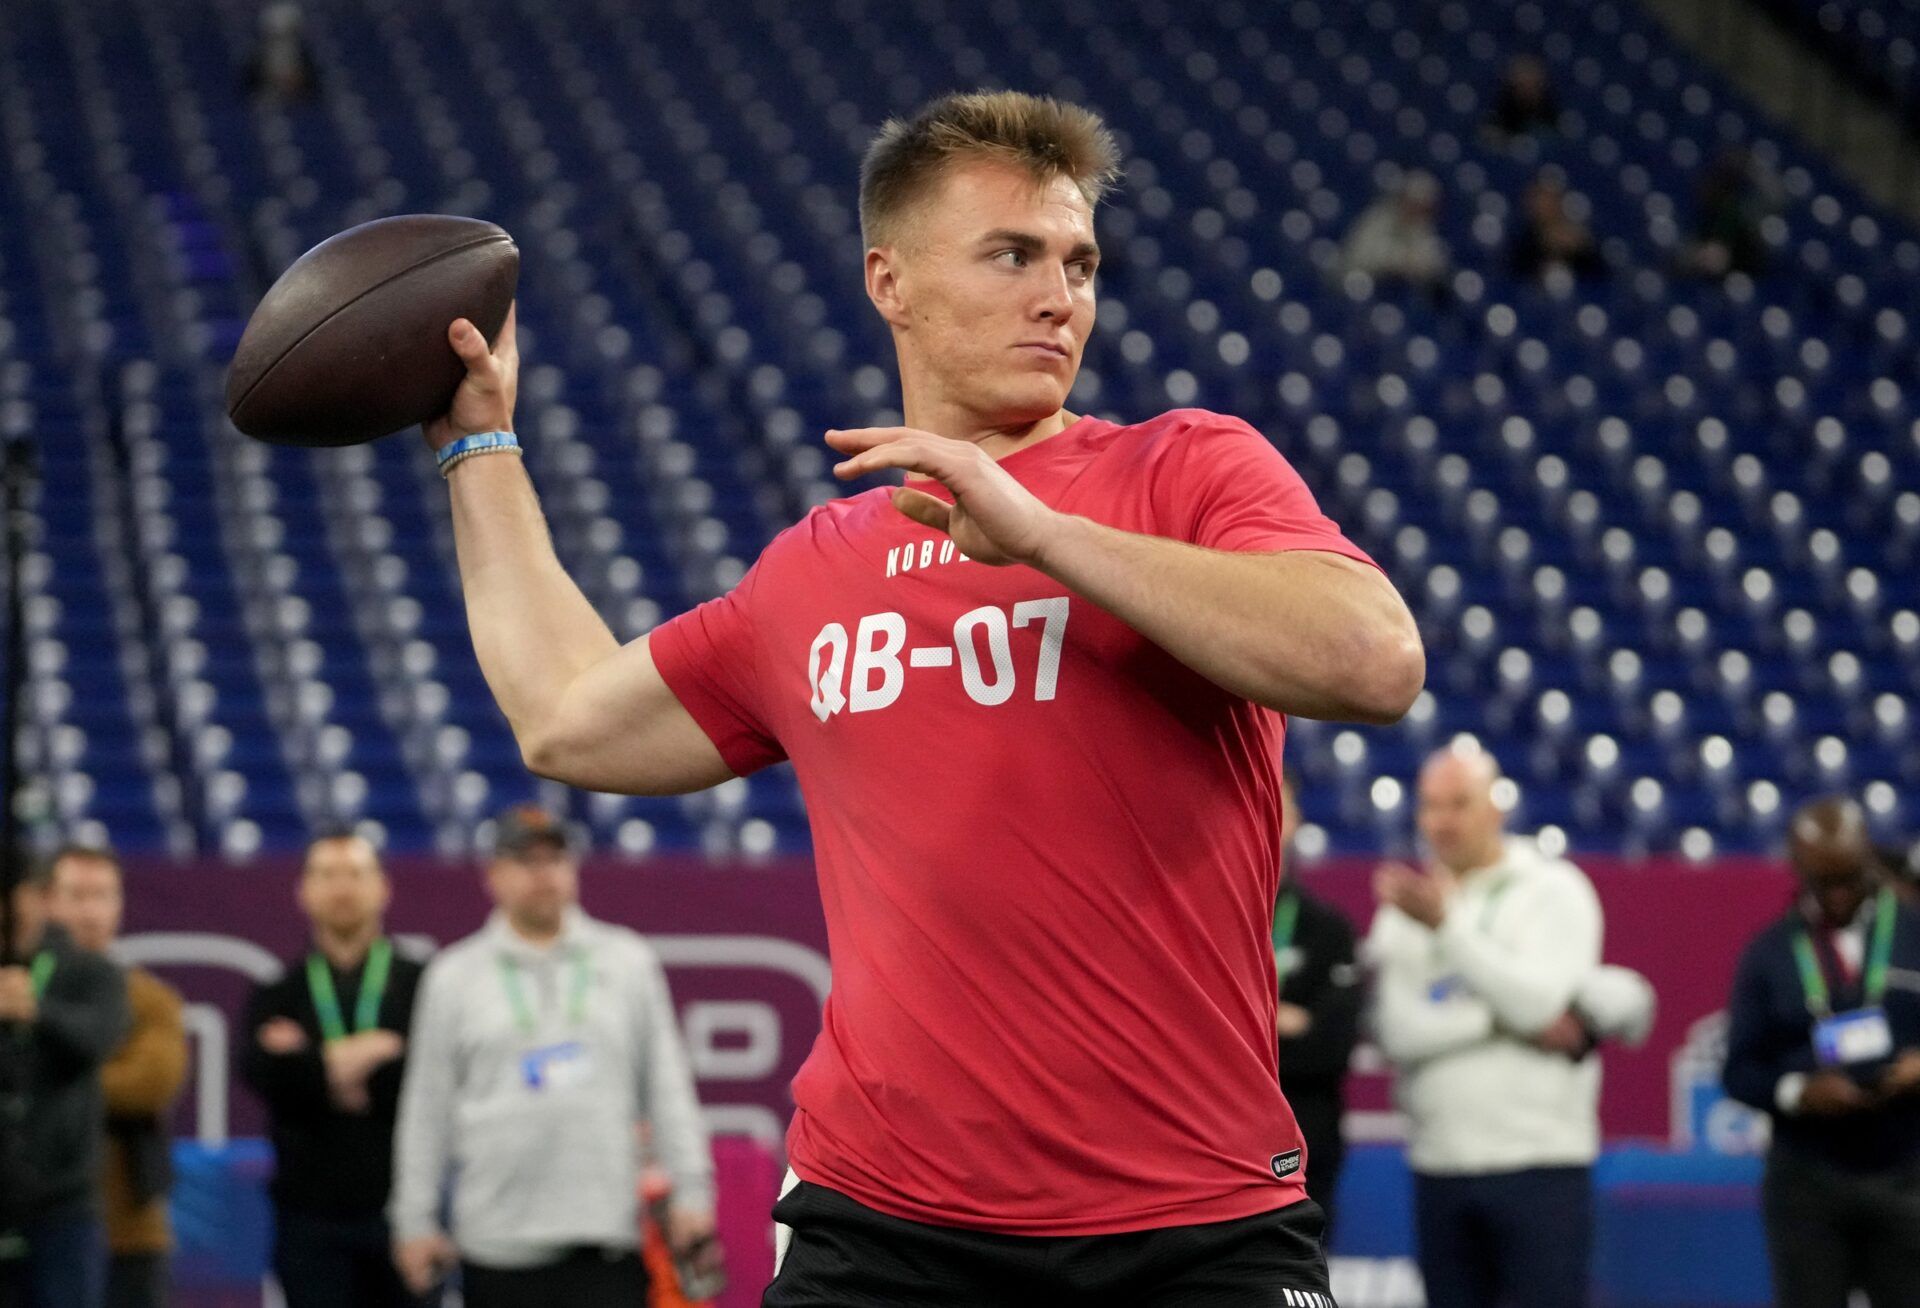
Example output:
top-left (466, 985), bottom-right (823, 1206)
top-left (859, 91), bottom-right (1122, 249)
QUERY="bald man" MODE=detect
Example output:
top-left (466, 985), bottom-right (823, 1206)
top-left (1363, 746), bottom-right (1607, 1308)
top-left (1725, 796), bottom-right (1920, 1307)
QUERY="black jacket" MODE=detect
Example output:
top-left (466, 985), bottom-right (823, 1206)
top-left (1724, 898), bottom-right (1920, 1171)
top-left (240, 943), bottom-right (423, 1217)
top-left (1276, 889), bottom-right (1362, 1089)
top-left (1, 925), bottom-right (129, 1224)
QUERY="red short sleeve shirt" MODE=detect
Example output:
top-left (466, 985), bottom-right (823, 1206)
top-left (650, 409), bottom-right (1379, 1235)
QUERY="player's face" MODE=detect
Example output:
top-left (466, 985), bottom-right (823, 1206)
top-left (487, 844), bottom-right (578, 934)
top-left (46, 855), bottom-right (123, 953)
top-left (298, 836), bottom-right (389, 937)
top-left (886, 161), bottom-right (1098, 425)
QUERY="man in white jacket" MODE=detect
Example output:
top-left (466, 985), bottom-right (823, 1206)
top-left (1365, 745), bottom-right (1625, 1308)
top-left (388, 807), bottom-right (717, 1307)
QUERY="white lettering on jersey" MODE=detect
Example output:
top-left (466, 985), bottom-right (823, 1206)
top-left (953, 606), bottom-right (1015, 706)
top-left (1011, 597), bottom-right (1070, 702)
top-left (884, 537), bottom-right (971, 577)
top-left (807, 598), bottom-right (1071, 716)
top-left (849, 612), bottom-right (907, 712)
top-left (807, 623), bottom-right (849, 722)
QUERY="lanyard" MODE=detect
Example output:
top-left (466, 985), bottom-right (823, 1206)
top-left (306, 938), bottom-right (392, 1044)
top-left (29, 950), bottom-right (54, 999)
top-left (1272, 894), bottom-right (1301, 955)
top-left (1272, 894), bottom-right (1301, 999)
top-left (1793, 888), bottom-right (1897, 1018)
top-left (499, 948), bottom-right (591, 1035)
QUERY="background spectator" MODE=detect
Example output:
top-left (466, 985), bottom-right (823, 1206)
top-left (1509, 172), bottom-right (1604, 281)
top-left (1679, 146), bottom-right (1780, 277)
top-left (390, 808), bottom-right (717, 1308)
top-left (0, 859), bottom-right (129, 1308)
top-left (1724, 796), bottom-right (1920, 1307)
top-left (1486, 55), bottom-right (1562, 140)
top-left (1366, 745), bottom-right (1605, 1308)
top-left (1274, 773), bottom-right (1362, 1237)
top-left (241, 835), bottom-right (424, 1308)
top-left (44, 847), bottom-right (187, 1308)
top-left (245, 3), bottom-right (317, 103)
top-left (1340, 170), bottom-right (1451, 291)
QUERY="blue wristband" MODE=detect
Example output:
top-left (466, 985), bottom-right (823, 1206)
top-left (435, 430), bottom-right (519, 469)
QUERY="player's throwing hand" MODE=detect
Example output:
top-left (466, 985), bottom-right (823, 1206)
top-left (826, 426), bottom-right (1062, 567)
top-left (424, 303), bottom-right (520, 452)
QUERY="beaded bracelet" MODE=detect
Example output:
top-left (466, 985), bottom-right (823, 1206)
top-left (436, 430), bottom-right (521, 478)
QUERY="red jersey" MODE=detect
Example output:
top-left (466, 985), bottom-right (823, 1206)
top-left (650, 409), bottom-right (1378, 1235)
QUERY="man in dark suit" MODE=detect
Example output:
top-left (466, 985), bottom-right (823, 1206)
top-left (1725, 795), bottom-right (1920, 1307)
top-left (1275, 773), bottom-right (1362, 1239)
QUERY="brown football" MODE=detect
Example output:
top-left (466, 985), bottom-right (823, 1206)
top-left (225, 214), bottom-right (518, 446)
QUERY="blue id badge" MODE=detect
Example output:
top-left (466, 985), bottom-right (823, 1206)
top-left (519, 1040), bottom-right (593, 1092)
top-left (1812, 1007), bottom-right (1894, 1067)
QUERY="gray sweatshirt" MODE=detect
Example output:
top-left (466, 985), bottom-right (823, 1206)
top-left (389, 907), bottom-right (713, 1266)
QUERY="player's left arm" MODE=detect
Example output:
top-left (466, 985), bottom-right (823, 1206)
top-left (827, 427), bottom-right (1424, 723)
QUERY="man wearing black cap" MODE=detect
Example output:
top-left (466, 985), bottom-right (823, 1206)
top-left (1725, 795), bottom-right (1920, 1307)
top-left (390, 807), bottom-right (718, 1308)
top-left (241, 833), bottom-right (425, 1308)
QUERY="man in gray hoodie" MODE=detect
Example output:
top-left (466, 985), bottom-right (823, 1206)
top-left (389, 807), bottom-right (716, 1307)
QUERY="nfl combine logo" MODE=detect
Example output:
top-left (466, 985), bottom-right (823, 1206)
top-left (1270, 1149), bottom-right (1303, 1180)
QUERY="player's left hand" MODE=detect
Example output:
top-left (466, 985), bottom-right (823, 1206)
top-left (825, 427), bottom-right (1062, 567)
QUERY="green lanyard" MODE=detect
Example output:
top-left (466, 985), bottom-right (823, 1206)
top-left (1792, 888), bottom-right (1897, 1019)
top-left (29, 950), bottom-right (54, 999)
top-left (1272, 894), bottom-right (1301, 955)
top-left (499, 949), bottom-right (591, 1035)
top-left (306, 938), bottom-right (393, 1044)
top-left (12, 953), bottom-right (56, 1046)
top-left (1272, 894), bottom-right (1301, 999)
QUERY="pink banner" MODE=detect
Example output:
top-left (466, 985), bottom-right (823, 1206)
top-left (119, 851), bottom-right (1796, 1146)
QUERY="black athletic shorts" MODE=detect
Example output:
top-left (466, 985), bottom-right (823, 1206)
top-left (764, 1179), bottom-right (1336, 1307)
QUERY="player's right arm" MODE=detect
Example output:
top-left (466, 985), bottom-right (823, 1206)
top-left (430, 310), bottom-right (735, 795)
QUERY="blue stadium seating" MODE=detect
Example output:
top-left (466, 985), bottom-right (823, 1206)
top-left (1761, 0), bottom-right (1920, 126)
top-left (1, 0), bottom-right (1916, 860)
